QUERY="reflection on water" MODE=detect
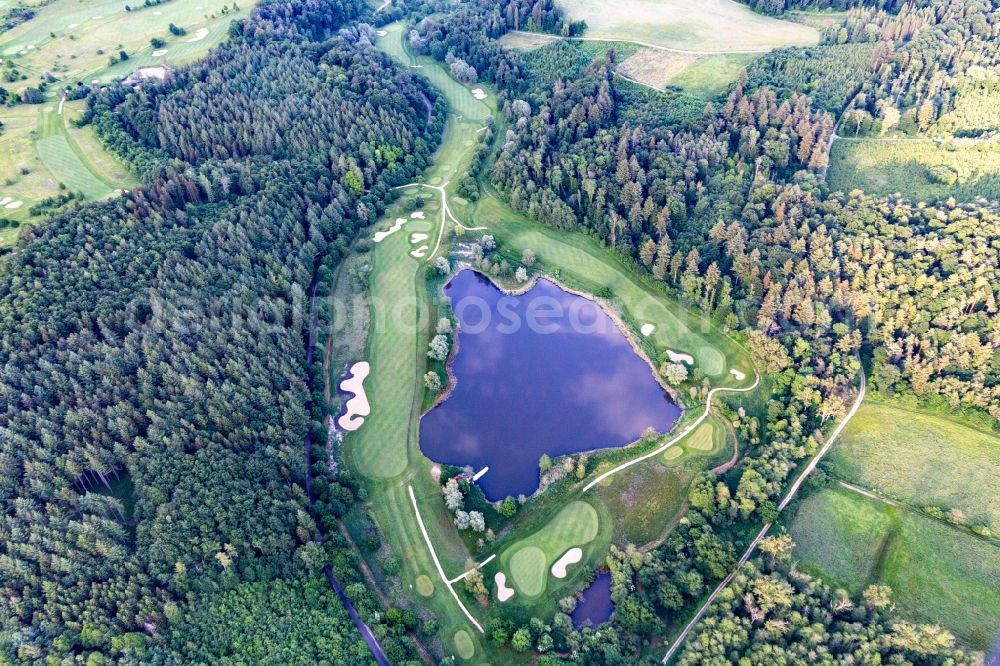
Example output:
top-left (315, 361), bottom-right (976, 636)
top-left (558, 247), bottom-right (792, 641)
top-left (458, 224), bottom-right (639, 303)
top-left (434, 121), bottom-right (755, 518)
top-left (419, 270), bottom-right (680, 500)
top-left (570, 572), bottom-right (614, 629)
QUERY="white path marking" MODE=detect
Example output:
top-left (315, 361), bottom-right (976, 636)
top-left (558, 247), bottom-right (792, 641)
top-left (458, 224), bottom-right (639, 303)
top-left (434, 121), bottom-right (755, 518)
top-left (408, 485), bottom-right (484, 633)
top-left (583, 371), bottom-right (760, 492)
top-left (662, 367), bottom-right (866, 664)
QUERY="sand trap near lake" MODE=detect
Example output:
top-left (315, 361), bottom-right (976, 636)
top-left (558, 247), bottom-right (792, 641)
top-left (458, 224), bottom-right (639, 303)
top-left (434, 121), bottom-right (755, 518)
top-left (410, 210), bottom-right (425, 219)
top-left (666, 349), bottom-right (694, 365)
top-left (151, 49), bottom-right (168, 56)
top-left (410, 232), bottom-right (428, 243)
top-left (373, 217), bottom-right (406, 242)
top-left (495, 572), bottom-right (515, 602)
top-left (410, 245), bottom-right (428, 258)
top-left (640, 323), bottom-right (655, 336)
top-left (187, 28), bottom-right (209, 42)
top-left (337, 361), bottom-right (370, 431)
top-left (471, 88), bottom-right (487, 100)
top-left (730, 368), bottom-right (746, 381)
top-left (550, 547), bottom-right (583, 578)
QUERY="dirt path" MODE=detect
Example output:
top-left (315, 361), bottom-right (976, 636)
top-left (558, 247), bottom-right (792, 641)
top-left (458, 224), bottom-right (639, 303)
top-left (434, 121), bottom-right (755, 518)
top-left (710, 417), bottom-right (740, 476)
top-left (661, 366), bottom-right (866, 664)
top-left (337, 519), bottom-right (435, 665)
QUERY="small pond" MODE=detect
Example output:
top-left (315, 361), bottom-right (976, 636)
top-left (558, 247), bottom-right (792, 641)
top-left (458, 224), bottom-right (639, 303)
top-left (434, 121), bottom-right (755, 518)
top-left (570, 572), bottom-right (614, 629)
top-left (419, 269), bottom-right (680, 500)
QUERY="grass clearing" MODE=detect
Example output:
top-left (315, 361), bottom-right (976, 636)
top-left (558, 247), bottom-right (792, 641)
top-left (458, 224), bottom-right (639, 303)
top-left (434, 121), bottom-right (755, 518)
top-left (825, 402), bottom-right (1000, 533)
top-left (554, 0), bottom-right (818, 52)
top-left (498, 31), bottom-right (560, 51)
top-left (501, 501), bottom-right (600, 598)
top-left (789, 486), bottom-right (1000, 649)
top-left (618, 49), bottom-right (755, 97)
top-left (828, 137), bottom-right (1000, 203)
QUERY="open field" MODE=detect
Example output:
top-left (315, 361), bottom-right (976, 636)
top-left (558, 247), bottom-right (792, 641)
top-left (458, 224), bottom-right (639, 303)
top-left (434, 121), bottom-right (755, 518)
top-left (0, 0), bottom-right (249, 245)
top-left (828, 137), bottom-right (1000, 203)
top-left (789, 486), bottom-right (1000, 649)
top-left (824, 402), bottom-right (1000, 533)
top-left (618, 49), bottom-right (755, 95)
top-left (554, 0), bottom-right (819, 52)
top-left (498, 31), bottom-right (560, 51)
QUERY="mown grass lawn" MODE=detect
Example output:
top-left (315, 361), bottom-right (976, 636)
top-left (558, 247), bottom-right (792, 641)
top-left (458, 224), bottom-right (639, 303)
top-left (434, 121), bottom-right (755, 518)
top-left (788, 486), bottom-right (1000, 649)
top-left (825, 402), bottom-right (1000, 533)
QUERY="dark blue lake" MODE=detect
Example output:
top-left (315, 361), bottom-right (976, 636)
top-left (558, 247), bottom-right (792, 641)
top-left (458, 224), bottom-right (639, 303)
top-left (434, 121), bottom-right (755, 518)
top-left (419, 270), bottom-right (680, 500)
top-left (571, 572), bottom-right (614, 629)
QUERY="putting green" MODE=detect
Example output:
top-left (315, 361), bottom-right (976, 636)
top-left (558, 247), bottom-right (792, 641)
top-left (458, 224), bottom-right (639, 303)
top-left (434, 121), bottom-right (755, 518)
top-left (696, 346), bottom-right (726, 376)
top-left (415, 575), bottom-right (434, 597)
top-left (454, 629), bottom-right (475, 659)
top-left (662, 446), bottom-right (684, 462)
top-left (509, 546), bottom-right (547, 596)
top-left (687, 420), bottom-right (717, 452)
top-left (503, 500), bottom-right (600, 597)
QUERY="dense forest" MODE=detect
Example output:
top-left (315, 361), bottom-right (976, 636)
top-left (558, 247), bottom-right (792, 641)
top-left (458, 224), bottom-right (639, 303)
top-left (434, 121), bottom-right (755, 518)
top-left (0, 0), bottom-right (441, 661)
top-left (410, 0), bottom-right (998, 661)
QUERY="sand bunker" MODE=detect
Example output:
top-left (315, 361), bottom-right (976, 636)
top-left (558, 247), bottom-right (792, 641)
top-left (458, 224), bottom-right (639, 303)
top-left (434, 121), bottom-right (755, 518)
top-left (550, 547), bottom-right (583, 579)
top-left (373, 217), bottom-right (407, 242)
top-left (495, 572), bottom-right (515, 602)
top-left (730, 368), bottom-right (746, 381)
top-left (666, 349), bottom-right (694, 365)
top-left (5, 200), bottom-right (23, 209)
top-left (410, 245), bottom-right (429, 258)
top-left (640, 323), bottom-right (655, 336)
top-left (91, 15), bottom-right (102, 19)
top-left (410, 210), bottom-right (425, 219)
top-left (410, 232), bottom-right (428, 243)
top-left (337, 361), bottom-right (371, 432)
top-left (153, 10), bottom-right (161, 14)
top-left (151, 49), bottom-right (168, 56)
top-left (91, 79), bottom-right (100, 83)
top-left (0, 197), bottom-right (10, 206)
top-left (187, 28), bottom-right (209, 42)
top-left (67, 23), bottom-right (79, 28)
top-left (471, 88), bottom-right (487, 100)
top-left (376, 30), bottom-right (387, 36)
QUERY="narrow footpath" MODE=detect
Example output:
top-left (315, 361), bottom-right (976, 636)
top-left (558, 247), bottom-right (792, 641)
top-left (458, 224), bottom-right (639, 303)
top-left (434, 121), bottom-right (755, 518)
top-left (661, 367), bottom-right (866, 663)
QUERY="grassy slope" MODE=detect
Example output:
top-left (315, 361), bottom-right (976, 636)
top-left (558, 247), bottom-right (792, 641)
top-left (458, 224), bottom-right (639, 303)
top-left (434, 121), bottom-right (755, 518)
top-left (825, 402), bottom-right (1000, 532)
top-left (554, 0), bottom-right (818, 52)
top-left (828, 138), bottom-right (1000, 203)
top-left (789, 487), bottom-right (1000, 649)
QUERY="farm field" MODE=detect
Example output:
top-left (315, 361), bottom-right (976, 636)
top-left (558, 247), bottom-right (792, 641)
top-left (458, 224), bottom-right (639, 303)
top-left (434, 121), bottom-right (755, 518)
top-left (828, 137), bottom-right (1000, 203)
top-left (789, 486), bottom-right (1000, 649)
top-left (824, 402), bottom-right (1000, 533)
top-left (0, 0), bottom-right (250, 245)
top-left (554, 0), bottom-right (819, 52)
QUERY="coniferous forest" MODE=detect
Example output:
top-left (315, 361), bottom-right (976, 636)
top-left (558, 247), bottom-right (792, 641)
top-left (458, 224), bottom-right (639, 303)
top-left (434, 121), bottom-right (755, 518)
top-left (1, 0), bottom-right (440, 661)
